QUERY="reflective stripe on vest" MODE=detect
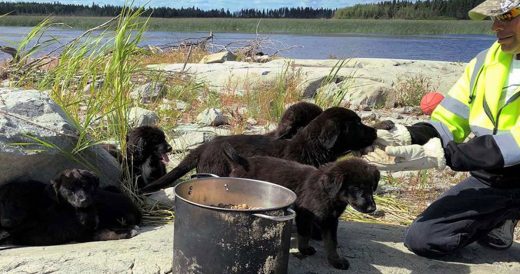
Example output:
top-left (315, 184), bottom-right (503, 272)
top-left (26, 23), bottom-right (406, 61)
top-left (469, 49), bottom-right (489, 104)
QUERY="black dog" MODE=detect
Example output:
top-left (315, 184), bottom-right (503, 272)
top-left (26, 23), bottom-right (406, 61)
top-left (0, 169), bottom-right (141, 245)
top-left (142, 107), bottom-right (376, 192)
top-left (126, 126), bottom-right (172, 190)
top-left (266, 101), bottom-right (323, 139)
top-left (0, 169), bottom-right (100, 246)
top-left (223, 143), bottom-right (379, 270)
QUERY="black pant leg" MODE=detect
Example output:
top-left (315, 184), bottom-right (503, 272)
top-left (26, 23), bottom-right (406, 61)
top-left (404, 176), bottom-right (520, 258)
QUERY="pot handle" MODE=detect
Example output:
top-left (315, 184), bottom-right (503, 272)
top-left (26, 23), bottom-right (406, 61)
top-left (253, 208), bottom-right (296, 222)
top-left (190, 173), bottom-right (219, 179)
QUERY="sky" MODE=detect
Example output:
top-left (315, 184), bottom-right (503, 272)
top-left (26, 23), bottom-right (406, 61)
top-left (3, 0), bottom-right (381, 11)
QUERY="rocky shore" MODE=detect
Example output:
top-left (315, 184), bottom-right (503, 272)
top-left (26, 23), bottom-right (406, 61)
top-left (2, 57), bottom-right (520, 273)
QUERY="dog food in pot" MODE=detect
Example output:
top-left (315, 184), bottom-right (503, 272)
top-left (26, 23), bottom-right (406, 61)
top-left (212, 203), bottom-right (259, 210)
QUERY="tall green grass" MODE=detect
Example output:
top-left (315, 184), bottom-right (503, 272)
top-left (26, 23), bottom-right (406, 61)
top-left (0, 16), bottom-right (494, 35)
top-left (9, 7), bottom-right (151, 200)
top-left (315, 59), bottom-right (356, 109)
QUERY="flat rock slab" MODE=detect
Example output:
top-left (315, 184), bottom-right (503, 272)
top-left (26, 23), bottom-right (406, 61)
top-left (149, 58), bottom-right (465, 96)
top-left (0, 225), bottom-right (173, 274)
top-left (1, 222), bottom-right (519, 273)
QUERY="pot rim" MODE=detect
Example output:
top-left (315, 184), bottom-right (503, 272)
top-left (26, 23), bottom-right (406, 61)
top-left (174, 177), bottom-right (297, 212)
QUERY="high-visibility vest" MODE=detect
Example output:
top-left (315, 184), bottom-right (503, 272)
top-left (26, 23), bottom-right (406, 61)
top-left (429, 41), bottom-right (520, 167)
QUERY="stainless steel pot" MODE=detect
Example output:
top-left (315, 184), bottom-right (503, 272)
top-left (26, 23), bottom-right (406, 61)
top-left (173, 175), bottom-right (296, 274)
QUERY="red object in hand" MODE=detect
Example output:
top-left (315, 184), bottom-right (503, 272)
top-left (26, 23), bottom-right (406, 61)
top-left (420, 92), bottom-right (445, 115)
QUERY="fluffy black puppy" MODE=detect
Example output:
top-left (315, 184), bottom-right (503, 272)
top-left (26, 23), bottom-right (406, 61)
top-left (142, 107), bottom-right (377, 192)
top-left (1, 169), bottom-right (100, 246)
top-left (223, 143), bottom-right (379, 270)
top-left (266, 101), bottom-right (323, 139)
top-left (0, 170), bottom-right (140, 245)
top-left (126, 126), bottom-right (172, 189)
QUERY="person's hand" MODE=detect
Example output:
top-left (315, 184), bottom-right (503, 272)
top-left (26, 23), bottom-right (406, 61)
top-left (373, 120), bottom-right (412, 147)
top-left (363, 138), bottom-right (445, 171)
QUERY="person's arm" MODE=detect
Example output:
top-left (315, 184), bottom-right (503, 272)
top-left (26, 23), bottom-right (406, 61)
top-left (405, 123), bottom-right (508, 171)
top-left (443, 135), bottom-right (504, 171)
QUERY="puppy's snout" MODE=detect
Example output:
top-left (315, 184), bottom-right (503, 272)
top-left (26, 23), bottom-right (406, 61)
top-left (75, 192), bottom-right (92, 207)
top-left (365, 203), bottom-right (377, 213)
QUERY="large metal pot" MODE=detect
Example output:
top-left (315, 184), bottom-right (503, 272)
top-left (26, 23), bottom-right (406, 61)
top-left (173, 175), bottom-right (297, 274)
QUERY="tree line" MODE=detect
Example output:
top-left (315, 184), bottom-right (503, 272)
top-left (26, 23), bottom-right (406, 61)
top-left (0, 2), bottom-right (335, 18)
top-left (335, 0), bottom-right (486, 20)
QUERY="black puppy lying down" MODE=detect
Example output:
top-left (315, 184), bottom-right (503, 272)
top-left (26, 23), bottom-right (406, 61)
top-left (223, 143), bottom-right (379, 270)
top-left (0, 169), bottom-right (140, 245)
top-left (142, 107), bottom-right (376, 192)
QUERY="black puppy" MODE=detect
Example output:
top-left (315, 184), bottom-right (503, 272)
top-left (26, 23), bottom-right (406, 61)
top-left (142, 107), bottom-right (377, 192)
top-left (126, 126), bottom-right (172, 190)
top-left (1, 169), bottom-right (100, 246)
top-left (0, 170), bottom-right (140, 245)
top-left (223, 143), bottom-right (379, 270)
top-left (266, 101), bottom-right (323, 139)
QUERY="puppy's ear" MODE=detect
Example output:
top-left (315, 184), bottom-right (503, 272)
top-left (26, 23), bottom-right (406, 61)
top-left (319, 174), bottom-right (343, 199)
top-left (276, 112), bottom-right (295, 139)
top-left (276, 125), bottom-right (293, 139)
top-left (318, 120), bottom-right (340, 149)
top-left (372, 168), bottom-right (380, 191)
top-left (76, 170), bottom-right (99, 189)
top-left (130, 136), bottom-right (146, 161)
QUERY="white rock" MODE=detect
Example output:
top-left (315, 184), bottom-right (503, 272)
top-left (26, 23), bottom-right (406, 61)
top-left (0, 88), bottom-right (120, 187)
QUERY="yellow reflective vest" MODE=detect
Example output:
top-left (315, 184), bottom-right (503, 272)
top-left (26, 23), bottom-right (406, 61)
top-left (426, 41), bottom-right (520, 185)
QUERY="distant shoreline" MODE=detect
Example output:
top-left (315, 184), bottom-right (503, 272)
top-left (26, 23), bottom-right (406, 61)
top-left (0, 16), bottom-right (494, 36)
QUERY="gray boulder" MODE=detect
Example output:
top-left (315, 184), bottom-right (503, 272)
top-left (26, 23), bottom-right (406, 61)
top-left (130, 82), bottom-right (166, 103)
top-left (128, 107), bottom-right (159, 127)
top-left (196, 108), bottom-right (229, 126)
top-left (0, 88), bottom-right (120, 187)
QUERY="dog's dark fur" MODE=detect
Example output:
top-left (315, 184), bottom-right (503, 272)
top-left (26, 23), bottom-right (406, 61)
top-left (222, 143), bottom-right (379, 269)
top-left (0, 169), bottom-right (100, 245)
top-left (126, 126), bottom-right (172, 190)
top-left (266, 101), bottom-right (323, 139)
top-left (142, 107), bottom-right (377, 192)
top-left (96, 186), bottom-right (142, 229)
top-left (0, 169), bottom-right (140, 246)
top-left (0, 180), bottom-right (48, 230)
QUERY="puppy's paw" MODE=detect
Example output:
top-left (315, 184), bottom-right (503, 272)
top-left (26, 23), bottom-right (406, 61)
top-left (328, 256), bottom-right (350, 270)
top-left (129, 226), bottom-right (140, 238)
top-left (298, 246), bottom-right (316, 256)
top-left (372, 120), bottom-right (395, 130)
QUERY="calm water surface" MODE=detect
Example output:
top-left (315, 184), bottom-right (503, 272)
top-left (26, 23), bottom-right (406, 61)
top-left (0, 26), bottom-right (496, 62)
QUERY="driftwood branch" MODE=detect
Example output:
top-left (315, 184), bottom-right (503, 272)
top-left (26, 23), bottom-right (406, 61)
top-left (0, 46), bottom-right (18, 62)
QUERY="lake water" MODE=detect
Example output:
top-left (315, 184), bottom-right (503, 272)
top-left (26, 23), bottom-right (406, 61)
top-left (0, 26), bottom-right (496, 62)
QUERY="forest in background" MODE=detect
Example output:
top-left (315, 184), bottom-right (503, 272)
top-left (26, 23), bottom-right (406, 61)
top-left (0, 0), bottom-right (488, 20)
top-left (0, 2), bottom-right (335, 18)
top-left (335, 0), bottom-right (486, 19)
